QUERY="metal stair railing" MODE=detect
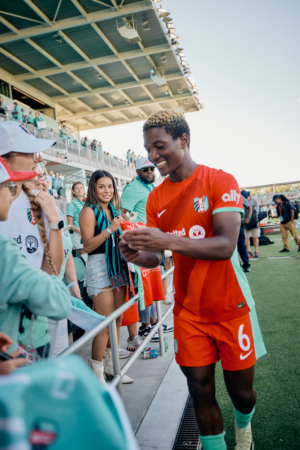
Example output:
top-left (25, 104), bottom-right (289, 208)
top-left (58, 267), bottom-right (175, 397)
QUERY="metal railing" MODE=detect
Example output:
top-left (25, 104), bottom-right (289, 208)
top-left (58, 267), bottom-right (175, 396)
top-left (0, 113), bottom-right (136, 180)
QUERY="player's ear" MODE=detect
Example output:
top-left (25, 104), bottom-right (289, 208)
top-left (180, 133), bottom-right (189, 151)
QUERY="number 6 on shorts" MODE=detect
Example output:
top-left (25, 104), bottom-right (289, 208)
top-left (238, 324), bottom-right (251, 352)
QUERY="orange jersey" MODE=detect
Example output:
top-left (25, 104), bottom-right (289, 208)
top-left (146, 164), bottom-right (255, 323)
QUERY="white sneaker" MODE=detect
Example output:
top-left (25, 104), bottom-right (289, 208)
top-left (234, 422), bottom-right (254, 450)
top-left (127, 335), bottom-right (150, 352)
top-left (105, 348), bottom-right (134, 384)
top-left (163, 293), bottom-right (173, 305)
top-left (119, 348), bottom-right (131, 359)
top-left (88, 358), bottom-right (106, 384)
top-left (122, 375), bottom-right (134, 384)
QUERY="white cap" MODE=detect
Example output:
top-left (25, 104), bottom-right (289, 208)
top-left (0, 121), bottom-right (56, 157)
top-left (136, 157), bottom-right (155, 170)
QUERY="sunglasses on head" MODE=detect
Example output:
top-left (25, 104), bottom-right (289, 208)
top-left (0, 182), bottom-right (17, 197)
top-left (141, 167), bottom-right (155, 173)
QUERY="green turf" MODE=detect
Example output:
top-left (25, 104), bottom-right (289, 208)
top-left (214, 233), bottom-right (300, 449)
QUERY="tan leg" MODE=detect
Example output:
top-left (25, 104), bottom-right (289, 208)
top-left (280, 223), bottom-right (289, 250)
top-left (128, 323), bottom-right (138, 340)
top-left (92, 288), bottom-right (114, 361)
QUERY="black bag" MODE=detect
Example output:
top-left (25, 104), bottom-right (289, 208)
top-left (258, 211), bottom-right (267, 221)
top-left (250, 236), bottom-right (274, 246)
top-left (245, 209), bottom-right (258, 230)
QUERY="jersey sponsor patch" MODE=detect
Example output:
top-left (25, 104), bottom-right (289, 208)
top-left (189, 225), bottom-right (206, 239)
top-left (27, 208), bottom-right (36, 225)
top-left (194, 196), bottom-right (209, 213)
top-left (26, 235), bottom-right (39, 254)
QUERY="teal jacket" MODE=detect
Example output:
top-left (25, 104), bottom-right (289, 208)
top-left (0, 235), bottom-right (71, 353)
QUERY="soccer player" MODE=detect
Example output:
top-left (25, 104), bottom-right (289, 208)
top-left (120, 110), bottom-right (266, 450)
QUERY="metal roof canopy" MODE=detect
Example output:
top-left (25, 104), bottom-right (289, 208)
top-left (0, 0), bottom-right (202, 131)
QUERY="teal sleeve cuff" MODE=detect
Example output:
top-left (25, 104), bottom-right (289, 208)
top-left (213, 207), bottom-right (244, 216)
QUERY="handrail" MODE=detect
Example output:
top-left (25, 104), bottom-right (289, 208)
top-left (58, 266), bottom-right (175, 395)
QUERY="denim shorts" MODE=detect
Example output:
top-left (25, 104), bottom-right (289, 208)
top-left (86, 254), bottom-right (112, 297)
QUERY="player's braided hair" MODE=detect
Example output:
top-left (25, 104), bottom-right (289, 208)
top-left (143, 109), bottom-right (190, 147)
top-left (22, 183), bottom-right (58, 276)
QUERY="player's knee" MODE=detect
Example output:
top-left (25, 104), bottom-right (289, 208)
top-left (229, 386), bottom-right (256, 407)
top-left (187, 376), bottom-right (215, 403)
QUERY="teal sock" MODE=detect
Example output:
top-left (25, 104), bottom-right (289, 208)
top-left (199, 431), bottom-right (226, 450)
top-left (234, 406), bottom-right (255, 429)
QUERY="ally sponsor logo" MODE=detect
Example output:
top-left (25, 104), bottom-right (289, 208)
top-left (194, 196), bottom-right (209, 213)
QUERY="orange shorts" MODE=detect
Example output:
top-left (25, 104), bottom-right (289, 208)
top-left (174, 308), bottom-right (266, 371)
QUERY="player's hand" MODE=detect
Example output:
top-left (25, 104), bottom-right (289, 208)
top-left (244, 217), bottom-right (250, 224)
top-left (109, 216), bottom-right (124, 233)
top-left (0, 332), bottom-right (12, 353)
top-left (119, 240), bottom-right (140, 263)
top-left (121, 228), bottom-right (169, 252)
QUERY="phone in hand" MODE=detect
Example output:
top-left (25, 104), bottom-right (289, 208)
top-left (0, 351), bottom-right (13, 362)
top-left (127, 211), bottom-right (138, 223)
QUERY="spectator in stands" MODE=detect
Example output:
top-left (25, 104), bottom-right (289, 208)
top-left (126, 150), bottom-right (131, 166)
top-left (80, 170), bottom-right (133, 384)
top-left (273, 194), bottom-right (300, 252)
top-left (60, 123), bottom-right (73, 147)
top-left (21, 109), bottom-right (26, 123)
top-left (12, 102), bottom-right (22, 122)
top-left (121, 157), bottom-right (173, 343)
top-left (90, 139), bottom-right (97, 151)
top-left (67, 181), bottom-right (86, 257)
top-left (26, 111), bottom-right (34, 124)
top-left (81, 137), bottom-right (88, 147)
top-left (0, 156), bottom-right (71, 359)
top-left (52, 172), bottom-right (63, 196)
top-left (293, 201), bottom-right (299, 229)
top-left (34, 112), bottom-right (46, 138)
top-left (241, 190), bottom-right (260, 258)
top-left (0, 96), bottom-right (7, 115)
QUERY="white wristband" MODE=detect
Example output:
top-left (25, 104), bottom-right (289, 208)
top-left (107, 227), bottom-right (112, 235)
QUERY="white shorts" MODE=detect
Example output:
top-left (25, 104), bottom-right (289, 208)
top-left (245, 227), bottom-right (261, 238)
top-left (73, 231), bottom-right (84, 250)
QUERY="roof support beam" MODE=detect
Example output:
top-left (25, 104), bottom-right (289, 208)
top-left (117, 111), bottom-right (130, 121)
top-left (58, 92), bottom-right (193, 120)
top-left (0, 15), bottom-right (19, 34)
top-left (0, 2), bottom-right (153, 44)
top-left (60, 31), bottom-right (90, 62)
top-left (25, 39), bottom-right (62, 67)
top-left (0, 47), bottom-right (35, 73)
top-left (74, 98), bottom-right (94, 112)
top-left (51, 72), bottom-right (183, 101)
top-left (15, 44), bottom-right (171, 81)
top-left (41, 77), bottom-right (69, 96)
top-left (70, 0), bottom-right (88, 19)
top-left (22, 0), bottom-right (52, 26)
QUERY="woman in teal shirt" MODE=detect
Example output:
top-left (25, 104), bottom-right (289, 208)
top-left (67, 181), bottom-right (86, 257)
top-left (26, 111), bottom-right (34, 124)
top-left (12, 102), bottom-right (22, 121)
top-left (0, 156), bottom-right (71, 354)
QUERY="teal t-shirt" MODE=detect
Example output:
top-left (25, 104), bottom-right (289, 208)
top-left (27, 114), bottom-right (34, 124)
top-left (121, 179), bottom-right (151, 224)
top-left (0, 356), bottom-right (139, 450)
top-left (13, 105), bottom-right (22, 121)
top-left (0, 235), bottom-right (71, 353)
top-left (67, 202), bottom-right (84, 228)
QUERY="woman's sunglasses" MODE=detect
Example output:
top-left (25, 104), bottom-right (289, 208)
top-left (141, 167), bottom-right (155, 173)
top-left (0, 182), bottom-right (17, 197)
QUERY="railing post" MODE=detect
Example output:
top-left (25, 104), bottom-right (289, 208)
top-left (109, 319), bottom-right (122, 396)
top-left (156, 300), bottom-right (165, 357)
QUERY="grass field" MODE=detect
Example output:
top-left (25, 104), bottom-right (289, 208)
top-left (214, 232), bottom-right (300, 450)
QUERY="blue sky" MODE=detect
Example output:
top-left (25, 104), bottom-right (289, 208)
top-left (85, 0), bottom-right (300, 187)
